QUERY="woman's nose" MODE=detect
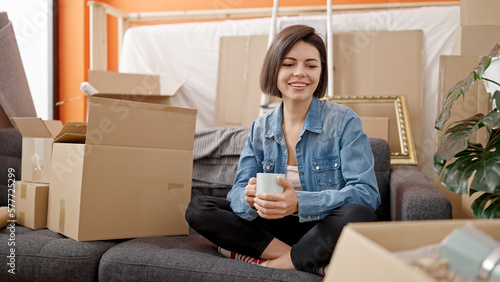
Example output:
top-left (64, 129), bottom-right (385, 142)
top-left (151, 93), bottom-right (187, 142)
top-left (293, 65), bottom-right (306, 77)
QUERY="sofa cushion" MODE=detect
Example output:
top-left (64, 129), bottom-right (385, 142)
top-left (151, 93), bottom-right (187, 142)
top-left (0, 127), bottom-right (22, 206)
top-left (99, 228), bottom-right (322, 282)
top-left (0, 127), bottom-right (22, 157)
top-left (0, 225), bottom-right (118, 282)
top-left (369, 138), bottom-right (391, 221)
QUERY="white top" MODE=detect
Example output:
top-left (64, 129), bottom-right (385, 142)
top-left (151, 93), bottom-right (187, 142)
top-left (286, 165), bottom-right (302, 191)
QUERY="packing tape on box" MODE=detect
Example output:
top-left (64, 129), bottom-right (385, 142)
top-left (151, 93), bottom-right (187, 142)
top-left (31, 138), bottom-right (44, 182)
top-left (59, 199), bottom-right (65, 233)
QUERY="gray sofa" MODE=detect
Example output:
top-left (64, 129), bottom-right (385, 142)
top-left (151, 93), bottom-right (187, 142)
top-left (0, 127), bottom-right (452, 281)
top-left (0, 127), bottom-right (22, 207)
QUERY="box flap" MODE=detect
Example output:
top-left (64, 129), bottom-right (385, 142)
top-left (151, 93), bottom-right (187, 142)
top-left (88, 70), bottom-right (185, 97)
top-left (87, 96), bottom-right (196, 150)
top-left (53, 122), bottom-right (87, 143)
top-left (10, 117), bottom-right (63, 138)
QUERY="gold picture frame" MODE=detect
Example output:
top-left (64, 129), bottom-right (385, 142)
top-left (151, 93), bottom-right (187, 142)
top-left (329, 95), bottom-right (417, 165)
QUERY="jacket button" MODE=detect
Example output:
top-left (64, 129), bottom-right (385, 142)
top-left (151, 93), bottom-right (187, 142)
top-left (300, 171), bottom-right (304, 175)
top-left (297, 146), bottom-right (301, 149)
top-left (316, 166), bottom-right (320, 170)
top-left (307, 216), bottom-right (311, 219)
top-left (266, 166), bottom-right (270, 170)
top-left (334, 163), bottom-right (338, 167)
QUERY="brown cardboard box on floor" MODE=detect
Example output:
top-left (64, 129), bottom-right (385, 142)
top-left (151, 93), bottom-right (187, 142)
top-left (14, 181), bottom-right (49, 230)
top-left (325, 219), bottom-right (500, 282)
top-left (47, 95), bottom-right (197, 241)
top-left (10, 118), bottom-right (63, 184)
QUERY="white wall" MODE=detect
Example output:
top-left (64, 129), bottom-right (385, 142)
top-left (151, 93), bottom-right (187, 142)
top-left (0, 0), bottom-right (52, 119)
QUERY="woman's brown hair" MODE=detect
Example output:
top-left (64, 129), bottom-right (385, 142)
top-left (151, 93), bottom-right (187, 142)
top-left (260, 25), bottom-right (328, 98)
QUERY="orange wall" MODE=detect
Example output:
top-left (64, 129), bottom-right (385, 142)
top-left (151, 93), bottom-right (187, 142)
top-left (58, 0), bottom-right (88, 123)
top-left (58, 0), bottom-right (457, 123)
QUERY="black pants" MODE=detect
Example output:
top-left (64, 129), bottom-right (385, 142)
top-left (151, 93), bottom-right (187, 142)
top-left (185, 196), bottom-right (377, 273)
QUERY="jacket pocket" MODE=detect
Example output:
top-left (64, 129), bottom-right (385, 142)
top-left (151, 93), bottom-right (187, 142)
top-left (311, 156), bottom-right (342, 186)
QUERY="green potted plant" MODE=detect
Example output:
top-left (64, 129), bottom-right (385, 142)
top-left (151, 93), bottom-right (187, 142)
top-left (434, 44), bottom-right (500, 219)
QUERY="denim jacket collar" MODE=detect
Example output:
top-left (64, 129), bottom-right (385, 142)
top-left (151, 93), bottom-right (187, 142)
top-left (266, 97), bottom-right (322, 140)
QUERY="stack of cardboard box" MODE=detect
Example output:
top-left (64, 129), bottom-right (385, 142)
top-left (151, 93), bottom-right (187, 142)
top-left (11, 71), bottom-right (197, 242)
top-left (437, 0), bottom-right (500, 219)
top-left (10, 118), bottom-right (63, 230)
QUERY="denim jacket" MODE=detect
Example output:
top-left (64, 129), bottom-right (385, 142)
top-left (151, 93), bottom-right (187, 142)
top-left (226, 97), bottom-right (381, 223)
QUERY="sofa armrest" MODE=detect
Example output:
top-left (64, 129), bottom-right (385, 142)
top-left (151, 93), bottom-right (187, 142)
top-left (390, 166), bottom-right (452, 221)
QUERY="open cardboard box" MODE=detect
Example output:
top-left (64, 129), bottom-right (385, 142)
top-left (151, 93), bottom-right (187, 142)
top-left (47, 95), bottom-right (197, 241)
top-left (14, 181), bottom-right (49, 230)
top-left (10, 118), bottom-right (63, 184)
top-left (325, 219), bottom-right (500, 282)
top-left (88, 70), bottom-right (185, 104)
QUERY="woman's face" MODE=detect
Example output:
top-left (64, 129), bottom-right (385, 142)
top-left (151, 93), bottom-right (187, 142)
top-left (277, 40), bottom-right (322, 104)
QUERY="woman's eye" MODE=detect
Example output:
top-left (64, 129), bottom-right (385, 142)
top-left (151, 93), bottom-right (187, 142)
top-left (308, 65), bottom-right (318, 68)
top-left (282, 63), bottom-right (293, 67)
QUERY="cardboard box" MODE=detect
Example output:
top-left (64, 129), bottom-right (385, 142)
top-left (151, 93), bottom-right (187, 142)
top-left (47, 95), bottom-right (197, 241)
top-left (460, 25), bottom-right (500, 56)
top-left (334, 30), bottom-right (423, 162)
top-left (88, 70), bottom-right (185, 104)
top-left (325, 219), bottom-right (500, 282)
top-left (10, 118), bottom-right (63, 184)
top-left (14, 181), bottom-right (49, 230)
top-left (216, 35), bottom-right (271, 128)
top-left (460, 0), bottom-right (500, 26)
top-left (360, 117), bottom-right (389, 141)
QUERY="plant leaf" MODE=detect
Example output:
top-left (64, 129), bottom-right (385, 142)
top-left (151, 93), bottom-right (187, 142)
top-left (471, 192), bottom-right (493, 218)
top-left (440, 129), bottom-right (500, 195)
top-left (470, 129), bottom-right (500, 193)
top-left (435, 113), bottom-right (485, 161)
top-left (493, 90), bottom-right (500, 108)
top-left (435, 76), bottom-right (475, 130)
top-left (482, 198), bottom-right (500, 219)
top-left (477, 109), bottom-right (500, 133)
top-left (440, 144), bottom-right (484, 194)
top-left (433, 153), bottom-right (447, 175)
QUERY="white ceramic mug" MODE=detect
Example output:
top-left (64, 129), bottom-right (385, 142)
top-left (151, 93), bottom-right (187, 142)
top-left (256, 173), bottom-right (286, 193)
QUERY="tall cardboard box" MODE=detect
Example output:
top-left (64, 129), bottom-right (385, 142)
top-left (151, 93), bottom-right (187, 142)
top-left (47, 96), bottom-right (197, 241)
top-left (10, 118), bottom-right (63, 183)
top-left (14, 181), bottom-right (49, 230)
top-left (325, 219), bottom-right (500, 282)
top-left (460, 0), bottom-right (500, 26)
top-left (460, 25), bottom-right (500, 57)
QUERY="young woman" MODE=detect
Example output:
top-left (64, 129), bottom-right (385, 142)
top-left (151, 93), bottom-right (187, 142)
top-left (186, 25), bottom-right (380, 275)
